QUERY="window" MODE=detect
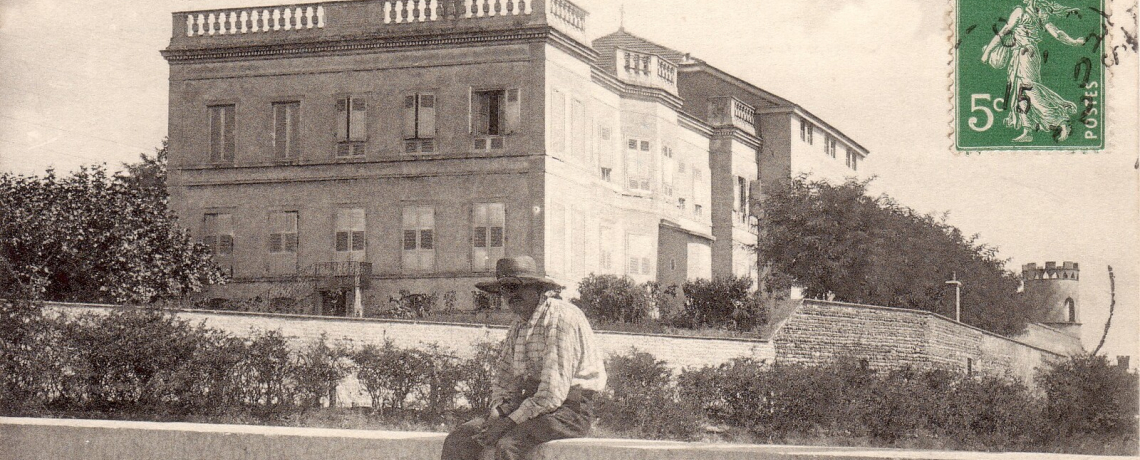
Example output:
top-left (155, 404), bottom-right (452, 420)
top-left (734, 176), bottom-right (749, 222)
top-left (472, 88), bottom-right (520, 150)
top-left (403, 93), bottom-right (436, 153)
top-left (551, 89), bottom-right (566, 154)
top-left (966, 358), bottom-right (974, 376)
top-left (268, 211), bottom-right (298, 254)
top-left (402, 206), bottom-right (435, 271)
top-left (571, 98), bottom-right (585, 162)
top-left (334, 208), bottom-right (365, 261)
top-left (472, 203), bottom-right (505, 272)
top-left (1065, 298), bottom-right (1076, 322)
top-left (799, 119), bottom-right (813, 144)
top-left (694, 204), bottom-right (703, 217)
top-left (661, 146), bottom-right (674, 196)
top-left (597, 118), bottom-right (615, 177)
top-left (677, 197), bottom-right (686, 211)
top-left (600, 167), bottom-right (612, 182)
top-left (268, 211), bottom-right (298, 275)
top-left (208, 105), bottom-right (236, 163)
top-left (336, 96), bottom-right (368, 157)
top-left (825, 136), bottom-right (837, 158)
top-left (626, 139), bottom-right (651, 191)
top-left (273, 102), bottom-right (300, 160)
top-left (626, 233), bottom-right (652, 278)
top-left (599, 226), bottom-right (615, 271)
top-left (202, 213), bottom-right (234, 276)
top-left (846, 149), bottom-right (859, 171)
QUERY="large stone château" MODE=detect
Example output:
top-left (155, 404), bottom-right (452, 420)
top-left (162, 0), bottom-right (868, 314)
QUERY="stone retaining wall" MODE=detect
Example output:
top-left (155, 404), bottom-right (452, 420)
top-left (772, 300), bottom-right (1069, 384)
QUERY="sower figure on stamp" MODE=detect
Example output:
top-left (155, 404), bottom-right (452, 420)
top-left (441, 256), bottom-right (607, 460)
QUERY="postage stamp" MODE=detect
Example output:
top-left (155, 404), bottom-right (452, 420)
top-left (954, 0), bottom-right (1106, 151)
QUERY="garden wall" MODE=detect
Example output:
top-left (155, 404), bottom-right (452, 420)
top-left (43, 302), bottom-right (774, 406)
top-left (772, 300), bottom-right (1071, 384)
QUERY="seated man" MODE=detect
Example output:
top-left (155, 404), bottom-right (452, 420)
top-left (441, 256), bottom-right (607, 460)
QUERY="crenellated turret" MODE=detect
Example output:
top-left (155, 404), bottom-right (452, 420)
top-left (1021, 261), bottom-right (1080, 338)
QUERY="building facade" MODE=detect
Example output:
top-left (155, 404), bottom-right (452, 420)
top-left (162, 0), bottom-right (868, 314)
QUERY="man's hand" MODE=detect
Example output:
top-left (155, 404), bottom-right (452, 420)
top-left (472, 417), bottom-right (516, 447)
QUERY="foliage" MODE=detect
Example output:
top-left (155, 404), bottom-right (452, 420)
top-left (418, 343), bottom-right (465, 417)
top-left (458, 341), bottom-right (499, 412)
top-left (385, 290), bottom-right (438, 319)
top-left (757, 176), bottom-right (1035, 335)
top-left (352, 340), bottom-right (432, 414)
top-left (596, 349), bottom-right (702, 441)
top-left (674, 276), bottom-right (766, 332)
top-left (574, 274), bottom-right (674, 324)
top-left (0, 143), bottom-right (224, 304)
top-left (293, 334), bottom-right (353, 409)
top-left (1037, 354), bottom-right (1139, 439)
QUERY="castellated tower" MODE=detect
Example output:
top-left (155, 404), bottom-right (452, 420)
top-left (1021, 261), bottom-right (1081, 338)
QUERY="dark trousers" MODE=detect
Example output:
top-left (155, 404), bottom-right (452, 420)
top-left (441, 388), bottom-right (595, 460)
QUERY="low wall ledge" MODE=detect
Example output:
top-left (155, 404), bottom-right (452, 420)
top-left (1, 417), bottom-right (1127, 460)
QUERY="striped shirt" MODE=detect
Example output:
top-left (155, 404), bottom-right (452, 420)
top-left (490, 296), bottom-right (607, 424)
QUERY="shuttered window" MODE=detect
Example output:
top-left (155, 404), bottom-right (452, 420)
top-left (403, 93), bottom-right (436, 153)
top-left (203, 213), bottom-right (234, 276)
top-left (268, 211), bottom-right (298, 254)
top-left (471, 88), bottom-right (520, 149)
top-left (625, 233), bottom-right (652, 278)
top-left (402, 206), bottom-right (435, 271)
top-left (472, 203), bottom-right (505, 271)
top-left (625, 138), bottom-right (651, 191)
top-left (335, 96), bottom-right (367, 157)
top-left (273, 102), bottom-right (300, 160)
top-left (334, 208), bottom-right (365, 261)
top-left (208, 105), bottom-right (236, 163)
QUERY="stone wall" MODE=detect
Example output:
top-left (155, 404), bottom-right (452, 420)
top-left (772, 300), bottom-right (1069, 384)
top-left (44, 302), bottom-right (773, 406)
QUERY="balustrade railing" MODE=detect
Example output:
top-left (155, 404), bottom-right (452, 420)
top-left (184, 4), bottom-right (325, 37)
top-left (382, 0), bottom-right (535, 24)
top-left (174, 0), bottom-right (587, 44)
top-left (617, 48), bottom-right (679, 95)
top-left (708, 96), bottom-right (757, 134)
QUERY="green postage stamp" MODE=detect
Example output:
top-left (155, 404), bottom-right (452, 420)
top-left (955, 0), bottom-right (1106, 151)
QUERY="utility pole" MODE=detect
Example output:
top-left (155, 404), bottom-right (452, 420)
top-left (946, 272), bottom-right (962, 322)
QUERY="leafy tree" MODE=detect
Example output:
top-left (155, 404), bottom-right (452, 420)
top-left (1037, 354), bottom-right (1139, 439)
top-left (0, 142), bottom-right (224, 303)
top-left (574, 274), bottom-right (660, 324)
top-left (757, 176), bottom-right (1035, 335)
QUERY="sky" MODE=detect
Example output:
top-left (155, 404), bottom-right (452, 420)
top-left (0, 0), bottom-right (1137, 361)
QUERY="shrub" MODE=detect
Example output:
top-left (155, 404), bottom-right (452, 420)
top-left (237, 329), bottom-right (297, 409)
top-left (419, 344), bottom-right (465, 417)
top-left (293, 334), bottom-right (353, 409)
top-left (675, 276), bottom-right (766, 331)
top-left (0, 298), bottom-right (55, 413)
top-left (458, 341), bottom-right (499, 413)
top-left (574, 274), bottom-right (661, 324)
top-left (1037, 354), bottom-right (1139, 439)
top-left (596, 348), bottom-right (701, 440)
top-left (352, 340), bottom-right (431, 414)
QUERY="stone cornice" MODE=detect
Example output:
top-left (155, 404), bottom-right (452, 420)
top-left (162, 25), bottom-right (591, 63)
top-left (589, 67), bottom-right (684, 111)
top-left (677, 111), bottom-right (712, 137)
top-left (711, 126), bottom-right (762, 150)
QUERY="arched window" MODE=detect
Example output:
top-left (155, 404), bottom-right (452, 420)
top-left (1064, 298), bottom-right (1076, 322)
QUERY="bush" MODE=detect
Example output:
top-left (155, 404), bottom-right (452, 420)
top-left (674, 276), bottom-right (766, 331)
top-left (0, 298), bottom-right (55, 413)
top-left (596, 348), bottom-right (701, 440)
top-left (236, 329), bottom-right (297, 409)
top-left (1037, 354), bottom-right (1139, 439)
top-left (293, 334), bottom-right (353, 409)
top-left (458, 341), bottom-right (499, 413)
top-left (351, 340), bottom-right (431, 414)
top-left (574, 274), bottom-right (656, 324)
top-left (419, 344), bottom-right (465, 418)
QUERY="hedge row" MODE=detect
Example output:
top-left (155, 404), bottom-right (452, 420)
top-left (2, 300), bottom-right (1136, 455)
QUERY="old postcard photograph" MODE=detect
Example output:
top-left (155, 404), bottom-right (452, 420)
top-left (1, 0), bottom-right (1138, 458)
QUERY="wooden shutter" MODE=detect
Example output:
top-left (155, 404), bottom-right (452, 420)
top-left (209, 107), bottom-right (222, 162)
top-left (222, 106), bottom-right (235, 161)
top-left (349, 97), bottom-right (367, 141)
top-left (551, 89), bottom-right (565, 154)
top-left (336, 98), bottom-right (349, 141)
top-left (571, 98), bottom-right (585, 161)
top-left (505, 88), bottom-right (520, 134)
top-left (403, 95), bottom-right (418, 139)
top-left (474, 91), bottom-right (490, 136)
top-left (288, 103), bottom-right (300, 158)
top-left (274, 104), bottom-right (288, 159)
top-left (419, 93), bottom-right (436, 138)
